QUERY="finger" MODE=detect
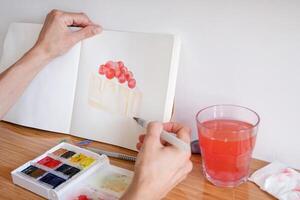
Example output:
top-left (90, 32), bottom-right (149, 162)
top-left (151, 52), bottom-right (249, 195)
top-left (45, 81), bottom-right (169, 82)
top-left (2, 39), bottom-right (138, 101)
top-left (62, 11), bottom-right (95, 27)
top-left (136, 142), bottom-right (142, 151)
top-left (163, 122), bottom-right (186, 133)
top-left (138, 134), bottom-right (146, 143)
top-left (144, 121), bottom-right (164, 148)
top-left (163, 122), bottom-right (191, 143)
top-left (139, 132), bottom-right (168, 146)
top-left (160, 138), bottom-right (168, 146)
top-left (139, 133), bottom-right (165, 145)
top-left (71, 25), bottom-right (102, 43)
top-left (138, 126), bottom-right (169, 146)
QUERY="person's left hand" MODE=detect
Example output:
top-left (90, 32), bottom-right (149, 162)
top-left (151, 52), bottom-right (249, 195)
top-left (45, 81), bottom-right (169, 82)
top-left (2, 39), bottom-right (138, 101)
top-left (33, 9), bottom-right (102, 60)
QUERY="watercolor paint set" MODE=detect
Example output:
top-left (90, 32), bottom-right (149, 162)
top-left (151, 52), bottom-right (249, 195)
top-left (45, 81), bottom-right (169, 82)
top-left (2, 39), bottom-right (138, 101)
top-left (11, 142), bottom-right (133, 200)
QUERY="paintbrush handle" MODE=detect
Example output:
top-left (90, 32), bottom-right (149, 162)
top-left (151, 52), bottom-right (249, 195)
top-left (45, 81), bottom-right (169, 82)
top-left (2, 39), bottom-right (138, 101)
top-left (161, 131), bottom-right (191, 152)
top-left (86, 147), bottom-right (136, 162)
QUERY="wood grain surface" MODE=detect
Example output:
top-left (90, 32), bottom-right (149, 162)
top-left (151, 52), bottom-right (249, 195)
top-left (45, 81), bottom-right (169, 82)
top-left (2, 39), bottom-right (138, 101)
top-left (0, 121), bottom-right (275, 200)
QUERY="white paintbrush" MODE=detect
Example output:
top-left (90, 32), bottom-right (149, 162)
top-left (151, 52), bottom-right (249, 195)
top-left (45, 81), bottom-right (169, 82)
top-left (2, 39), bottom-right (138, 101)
top-left (133, 117), bottom-right (191, 152)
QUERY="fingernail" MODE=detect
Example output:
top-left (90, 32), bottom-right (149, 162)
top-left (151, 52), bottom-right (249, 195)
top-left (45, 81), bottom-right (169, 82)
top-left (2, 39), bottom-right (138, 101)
top-left (93, 25), bottom-right (102, 34)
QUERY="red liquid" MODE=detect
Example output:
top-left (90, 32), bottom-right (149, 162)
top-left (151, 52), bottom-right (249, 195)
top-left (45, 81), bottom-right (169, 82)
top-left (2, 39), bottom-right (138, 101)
top-left (198, 119), bottom-right (256, 183)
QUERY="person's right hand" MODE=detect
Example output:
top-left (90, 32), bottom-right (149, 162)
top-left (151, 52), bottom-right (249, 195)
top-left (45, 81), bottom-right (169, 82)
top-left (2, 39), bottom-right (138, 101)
top-left (121, 122), bottom-right (193, 200)
top-left (33, 9), bottom-right (102, 61)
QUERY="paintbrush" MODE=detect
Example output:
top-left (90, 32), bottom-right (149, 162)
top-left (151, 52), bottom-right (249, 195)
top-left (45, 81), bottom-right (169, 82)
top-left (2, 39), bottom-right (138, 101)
top-left (86, 146), bottom-right (136, 162)
top-left (133, 117), bottom-right (191, 152)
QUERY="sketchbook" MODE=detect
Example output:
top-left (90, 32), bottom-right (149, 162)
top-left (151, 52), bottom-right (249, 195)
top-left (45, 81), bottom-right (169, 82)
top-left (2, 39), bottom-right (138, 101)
top-left (0, 23), bottom-right (180, 150)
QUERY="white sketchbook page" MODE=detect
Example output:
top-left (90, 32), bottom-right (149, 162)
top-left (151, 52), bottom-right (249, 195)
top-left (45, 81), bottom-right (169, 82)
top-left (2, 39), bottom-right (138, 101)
top-left (70, 30), bottom-right (176, 150)
top-left (0, 23), bottom-right (81, 133)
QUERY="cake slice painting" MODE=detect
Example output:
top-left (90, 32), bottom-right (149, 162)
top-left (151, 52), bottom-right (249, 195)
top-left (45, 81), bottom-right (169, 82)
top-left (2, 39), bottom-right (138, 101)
top-left (88, 60), bottom-right (142, 118)
top-left (70, 30), bottom-right (179, 150)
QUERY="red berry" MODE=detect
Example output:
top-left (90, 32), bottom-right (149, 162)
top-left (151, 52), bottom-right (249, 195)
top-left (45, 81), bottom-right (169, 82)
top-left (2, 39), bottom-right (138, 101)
top-left (125, 71), bottom-right (133, 81)
top-left (128, 79), bottom-right (136, 89)
top-left (120, 66), bottom-right (128, 73)
top-left (115, 67), bottom-right (122, 78)
top-left (104, 64), bottom-right (110, 71)
top-left (105, 68), bottom-right (115, 79)
top-left (98, 65), bottom-right (105, 75)
top-left (105, 61), bottom-right (114, 68)
top-left (118, 74), bottom-right (126, 83)
top-left (117, 61), bottom-right (124, 68)
top-left (78, 195), bottom-right (88, 200)
top-left (110, 62), bottom-right (118, 70)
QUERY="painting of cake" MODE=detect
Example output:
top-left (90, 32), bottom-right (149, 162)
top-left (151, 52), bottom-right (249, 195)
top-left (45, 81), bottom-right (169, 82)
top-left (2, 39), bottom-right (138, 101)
top-left (88, 60), bottom-right (142, 118)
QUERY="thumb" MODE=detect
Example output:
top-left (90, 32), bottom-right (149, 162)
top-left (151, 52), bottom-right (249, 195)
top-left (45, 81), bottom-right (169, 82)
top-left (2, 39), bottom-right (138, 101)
top-left (144, 122), bottom-right (164, 148)
top-left (71, 25), bottom-right (102, 43)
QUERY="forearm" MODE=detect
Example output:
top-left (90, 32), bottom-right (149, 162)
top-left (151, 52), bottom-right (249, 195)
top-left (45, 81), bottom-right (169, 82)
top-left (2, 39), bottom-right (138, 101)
top-left (0, 47), bottom-right (50, 119)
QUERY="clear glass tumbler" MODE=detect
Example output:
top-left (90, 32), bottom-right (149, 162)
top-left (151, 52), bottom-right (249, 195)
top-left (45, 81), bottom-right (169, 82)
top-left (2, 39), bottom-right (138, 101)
top-left (196, 104), bottom-right (260, 187)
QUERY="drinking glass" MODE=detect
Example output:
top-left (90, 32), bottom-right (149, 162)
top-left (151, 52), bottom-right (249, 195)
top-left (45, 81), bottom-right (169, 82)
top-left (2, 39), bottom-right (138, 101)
top-left (196, 104), bottom-right (260, 187)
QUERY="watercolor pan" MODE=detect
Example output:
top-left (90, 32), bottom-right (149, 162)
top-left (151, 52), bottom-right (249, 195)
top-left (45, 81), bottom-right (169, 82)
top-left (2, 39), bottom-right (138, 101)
top-left (21, 165), bottom-right (46, 179)
top-left (60, 150), bottom-right (76, 159)
top-left (70, 153), bottom-right (87, 163)
top-left (70, 154), bottom-right (95, 168)
top-left (52, 148), bottom-right (68, 156)
top-left (79, 157), bottom-right (95, 169)
top-left (30, 168), bottom-right (47, 179)
top-left (55, 164), bottom-right (80, 177)
top-left (11, 142), bottom-right (133, 200)
top-left (21, 165), bottom-right (38, 175)
top-left (37, 156), bottom-right (61, 168)
top-left (39, 173), bottom-right (66, 188)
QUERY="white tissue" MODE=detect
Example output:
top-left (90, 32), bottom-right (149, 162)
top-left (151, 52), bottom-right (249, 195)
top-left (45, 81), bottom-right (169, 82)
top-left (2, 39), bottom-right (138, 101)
top-left (249, 162), bottom-right (300, 200)
top-left (279, 188), bottom-right (300, 200)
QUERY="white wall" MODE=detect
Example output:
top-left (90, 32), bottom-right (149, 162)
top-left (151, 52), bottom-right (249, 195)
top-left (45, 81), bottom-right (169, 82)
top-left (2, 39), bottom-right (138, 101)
top-left (0, 0), bottom-right (299, 168)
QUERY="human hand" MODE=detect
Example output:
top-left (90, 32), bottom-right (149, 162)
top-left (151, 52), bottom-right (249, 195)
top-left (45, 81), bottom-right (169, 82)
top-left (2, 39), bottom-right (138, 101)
top-left (32, 9), bottom-right (102, 61)
top-left (121, 122), bottom-right (193, 200)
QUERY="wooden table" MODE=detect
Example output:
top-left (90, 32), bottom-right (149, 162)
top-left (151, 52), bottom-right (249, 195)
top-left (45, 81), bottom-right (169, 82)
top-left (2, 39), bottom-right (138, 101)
top-left (0, 121), bottom-right (275, 200)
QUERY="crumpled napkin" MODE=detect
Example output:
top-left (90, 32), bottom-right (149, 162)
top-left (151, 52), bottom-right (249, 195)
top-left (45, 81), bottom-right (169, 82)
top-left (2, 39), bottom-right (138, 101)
top-left (249, 162), bottom-right (300, 200)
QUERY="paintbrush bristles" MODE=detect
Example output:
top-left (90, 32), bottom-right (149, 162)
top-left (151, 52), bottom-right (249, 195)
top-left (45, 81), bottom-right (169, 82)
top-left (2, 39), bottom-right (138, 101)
top-left (133, 117), bottom-right (147, 128)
